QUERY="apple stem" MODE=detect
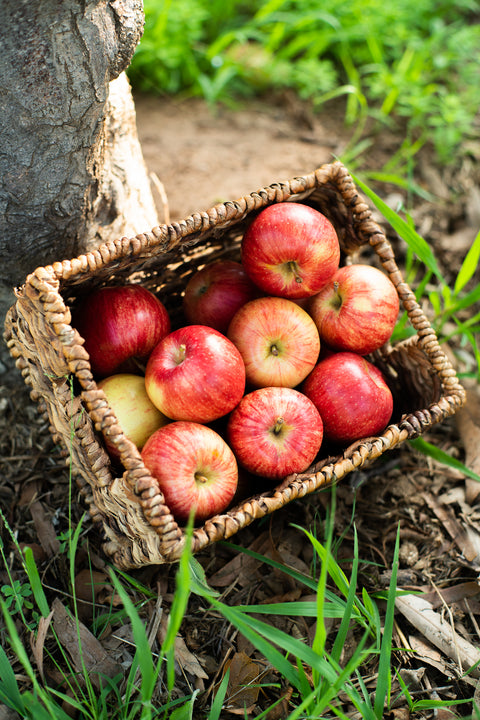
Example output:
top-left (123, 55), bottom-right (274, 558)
top-left (288, 261), bottom-right (303, 284)
top-left (332, 280), bottom-right (343, 310)
top-left (175, 343), bottom-right (187, 365)
top-left (194, 472), bottom-right (209, 484)
top-left (270, 344), bottom-right (279, 356)
top-left (273, 417), bottom-right (284, 435)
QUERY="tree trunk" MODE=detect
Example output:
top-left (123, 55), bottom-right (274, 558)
top-left (0, 0), bottom-right (158, 324)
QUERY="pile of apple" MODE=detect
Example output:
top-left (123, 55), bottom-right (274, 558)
top-left (73, 202), bottom-right (400, 525)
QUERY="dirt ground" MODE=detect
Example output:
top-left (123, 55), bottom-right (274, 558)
top-left (1, 93), bottom-right (480, 717)
top-left (134, 93), bottom-right (351, 222)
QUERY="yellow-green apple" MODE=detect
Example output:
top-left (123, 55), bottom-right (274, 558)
top-left (227, 386), bottom-right (323, 479)
top-left (97, 373), bottom-right (169, 458)
top-left (241, 202), bottom-right (340, 299)
top-left (302, 351), bottom-right (393, 444)
top-left (227, 296), bottom-right (321, 388)
top-left (73, 285), bottom-right (171, 378)
top-left (145, 325), bottom-right (246, 423)
top-left (182, 259), bottom-right (260, 333)
top-left (141, 421), bottom-right (238, 523)
top-left (308, 264), bottom-right (399, 355)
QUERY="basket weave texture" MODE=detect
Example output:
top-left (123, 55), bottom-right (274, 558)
top-left (4, 162), bottom-right (466, 569)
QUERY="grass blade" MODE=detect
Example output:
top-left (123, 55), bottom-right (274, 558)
top-left (454, 228), bottom-right (480, 294)
top-left (233, 599), bottom-right (350, 619)
top-left (351, 173), bottom-right (445, 283)
top-left (23, 545), bottom-right (50, 617)
top-left (109, 570), bottom-right (156, 702)
top-left (208, 669), bottom-right (229, 720)
top-left (331, 527), bottom-right (360, 663)
top-left (220, 541), bottom-right (318, 591)
top-left (374, 525), bottom-right (401, 717)
top-left (0, 643), bottom-right (24, 713)
top-left (409, 437), bottom-right (480, 483)
top-left (203, 595), bottom-right (340, 691)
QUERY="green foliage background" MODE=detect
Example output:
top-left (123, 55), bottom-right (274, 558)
top-left (128, 0), bottom-right (480, 164)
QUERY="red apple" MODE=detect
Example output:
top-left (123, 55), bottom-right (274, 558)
top-left (308, 264), bottom-right (399, 355)
top-left (73, 285), bottom-right (171, 378)
top-left (141, 421), bottom-right (238, 523)
top-left (97, 373), bottom-right (169, 457)
top-left (182, 260), bottom-right (260, 334)
top-left (145, 325), bottom-right (246, 423)
top-left (241, 202), bottom-right (340, 299)
top-left (227, 386), bottom-right (324, 479)
top-left (227, 296), bottom-right (320, 388)
top-left (302, 352), bottom-right (393, 444)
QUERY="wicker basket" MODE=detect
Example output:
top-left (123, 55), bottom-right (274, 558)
top-left (4, 161), bottom-right (466, 569)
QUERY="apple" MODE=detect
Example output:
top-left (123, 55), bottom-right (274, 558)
top-left (97, 373), bottom-right (169, 458)
top-left (302, 351), bottom-right (394, 444)
top-left (227, 296), bottom-right (320, 388)
top-left (227, 386), bottom-right (324, 480)
top-left (182, 259), bottom-right (260, 334)
top-left (141, 421), bottom-right (238, 523)
top-left (145, 324), bottom-right (246, 423)
top-left (241, 202), bottom-right (340, 299)
top-left (308, 264), bottom-right (399, 355)
top-left (73, 284), bottom-right (171, 378)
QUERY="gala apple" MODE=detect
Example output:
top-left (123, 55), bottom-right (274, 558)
top-left (141, 421), bottom-right (238, 523)
top-left (227, 296), bottom-right (321, 388)
top-left (73, 284), bottom-right (171, 378)
top-left (302, 351), bottom-right (394, 444)
top-left (241, 202), bottom-right (340, 299)
top-left (145, 325), bottom-right (246, 423)
top-left (182, 259), bottom-right (260, 333)
top-left (308, 264), bottom-right (399, 355)
top-left (227, 386), bottom-right (324, 479)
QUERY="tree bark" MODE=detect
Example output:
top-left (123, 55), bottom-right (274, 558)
top-left (0, 0), bottom-right (158, 323)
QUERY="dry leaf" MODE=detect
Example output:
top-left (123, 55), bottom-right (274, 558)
top-left (30, 608), bottom-right (54, 681)
top-left (408, 634), bottom-right (450, 676)
top-left (224, 651), bottom-right (262, 712)
top-left (0, 705), bottom-right (22, 719)
top-left (209, 531), bottom-right (272, 588)
top-left (52, 598), bottom-right (122, 688)
top-left (395, 594), bottom-right (480, 677)
top-left (174, 635), bottom-right (208, 680)
top-left (421, 581), bottom-right (480, 610)
top-left (264, 686), bottom-right (293, 720)
top-left (74, 569), bottom-right (114, 623)
top-left (422, 492), bottom-right (480, 566)
top-left (29, 500), bottom-right (60, 557)
top-left (157, 611), bottom-right (207, 682)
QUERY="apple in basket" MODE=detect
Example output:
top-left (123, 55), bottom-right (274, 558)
top-left (182, 259), bottom-right (260, 334)
top-left (73, 284), bottom-right (171, 378)
top-left (145, 325), bottom-right (246, 423)
top-left (302, 351), bottom-right (394, 444)
top-left (97, 373), bottom-right (169, 458)
top-left (241, 202), bottom-right (340, 299)
top-left (308, 264), bottom-right (400, 355)
top-left (141, 421), bottom-right (238, 523)
top-left (227, 296), bottom-right (321, 388)
top-left (227, 386), bottom-right (324, 480)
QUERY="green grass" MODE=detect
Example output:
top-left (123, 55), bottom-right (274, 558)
top-left (128, 0), bottom-right (480, 169)
top-left (1, 484), bottom-right (478, 717)
top-left (354, 174), bottom-right (480, 383)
